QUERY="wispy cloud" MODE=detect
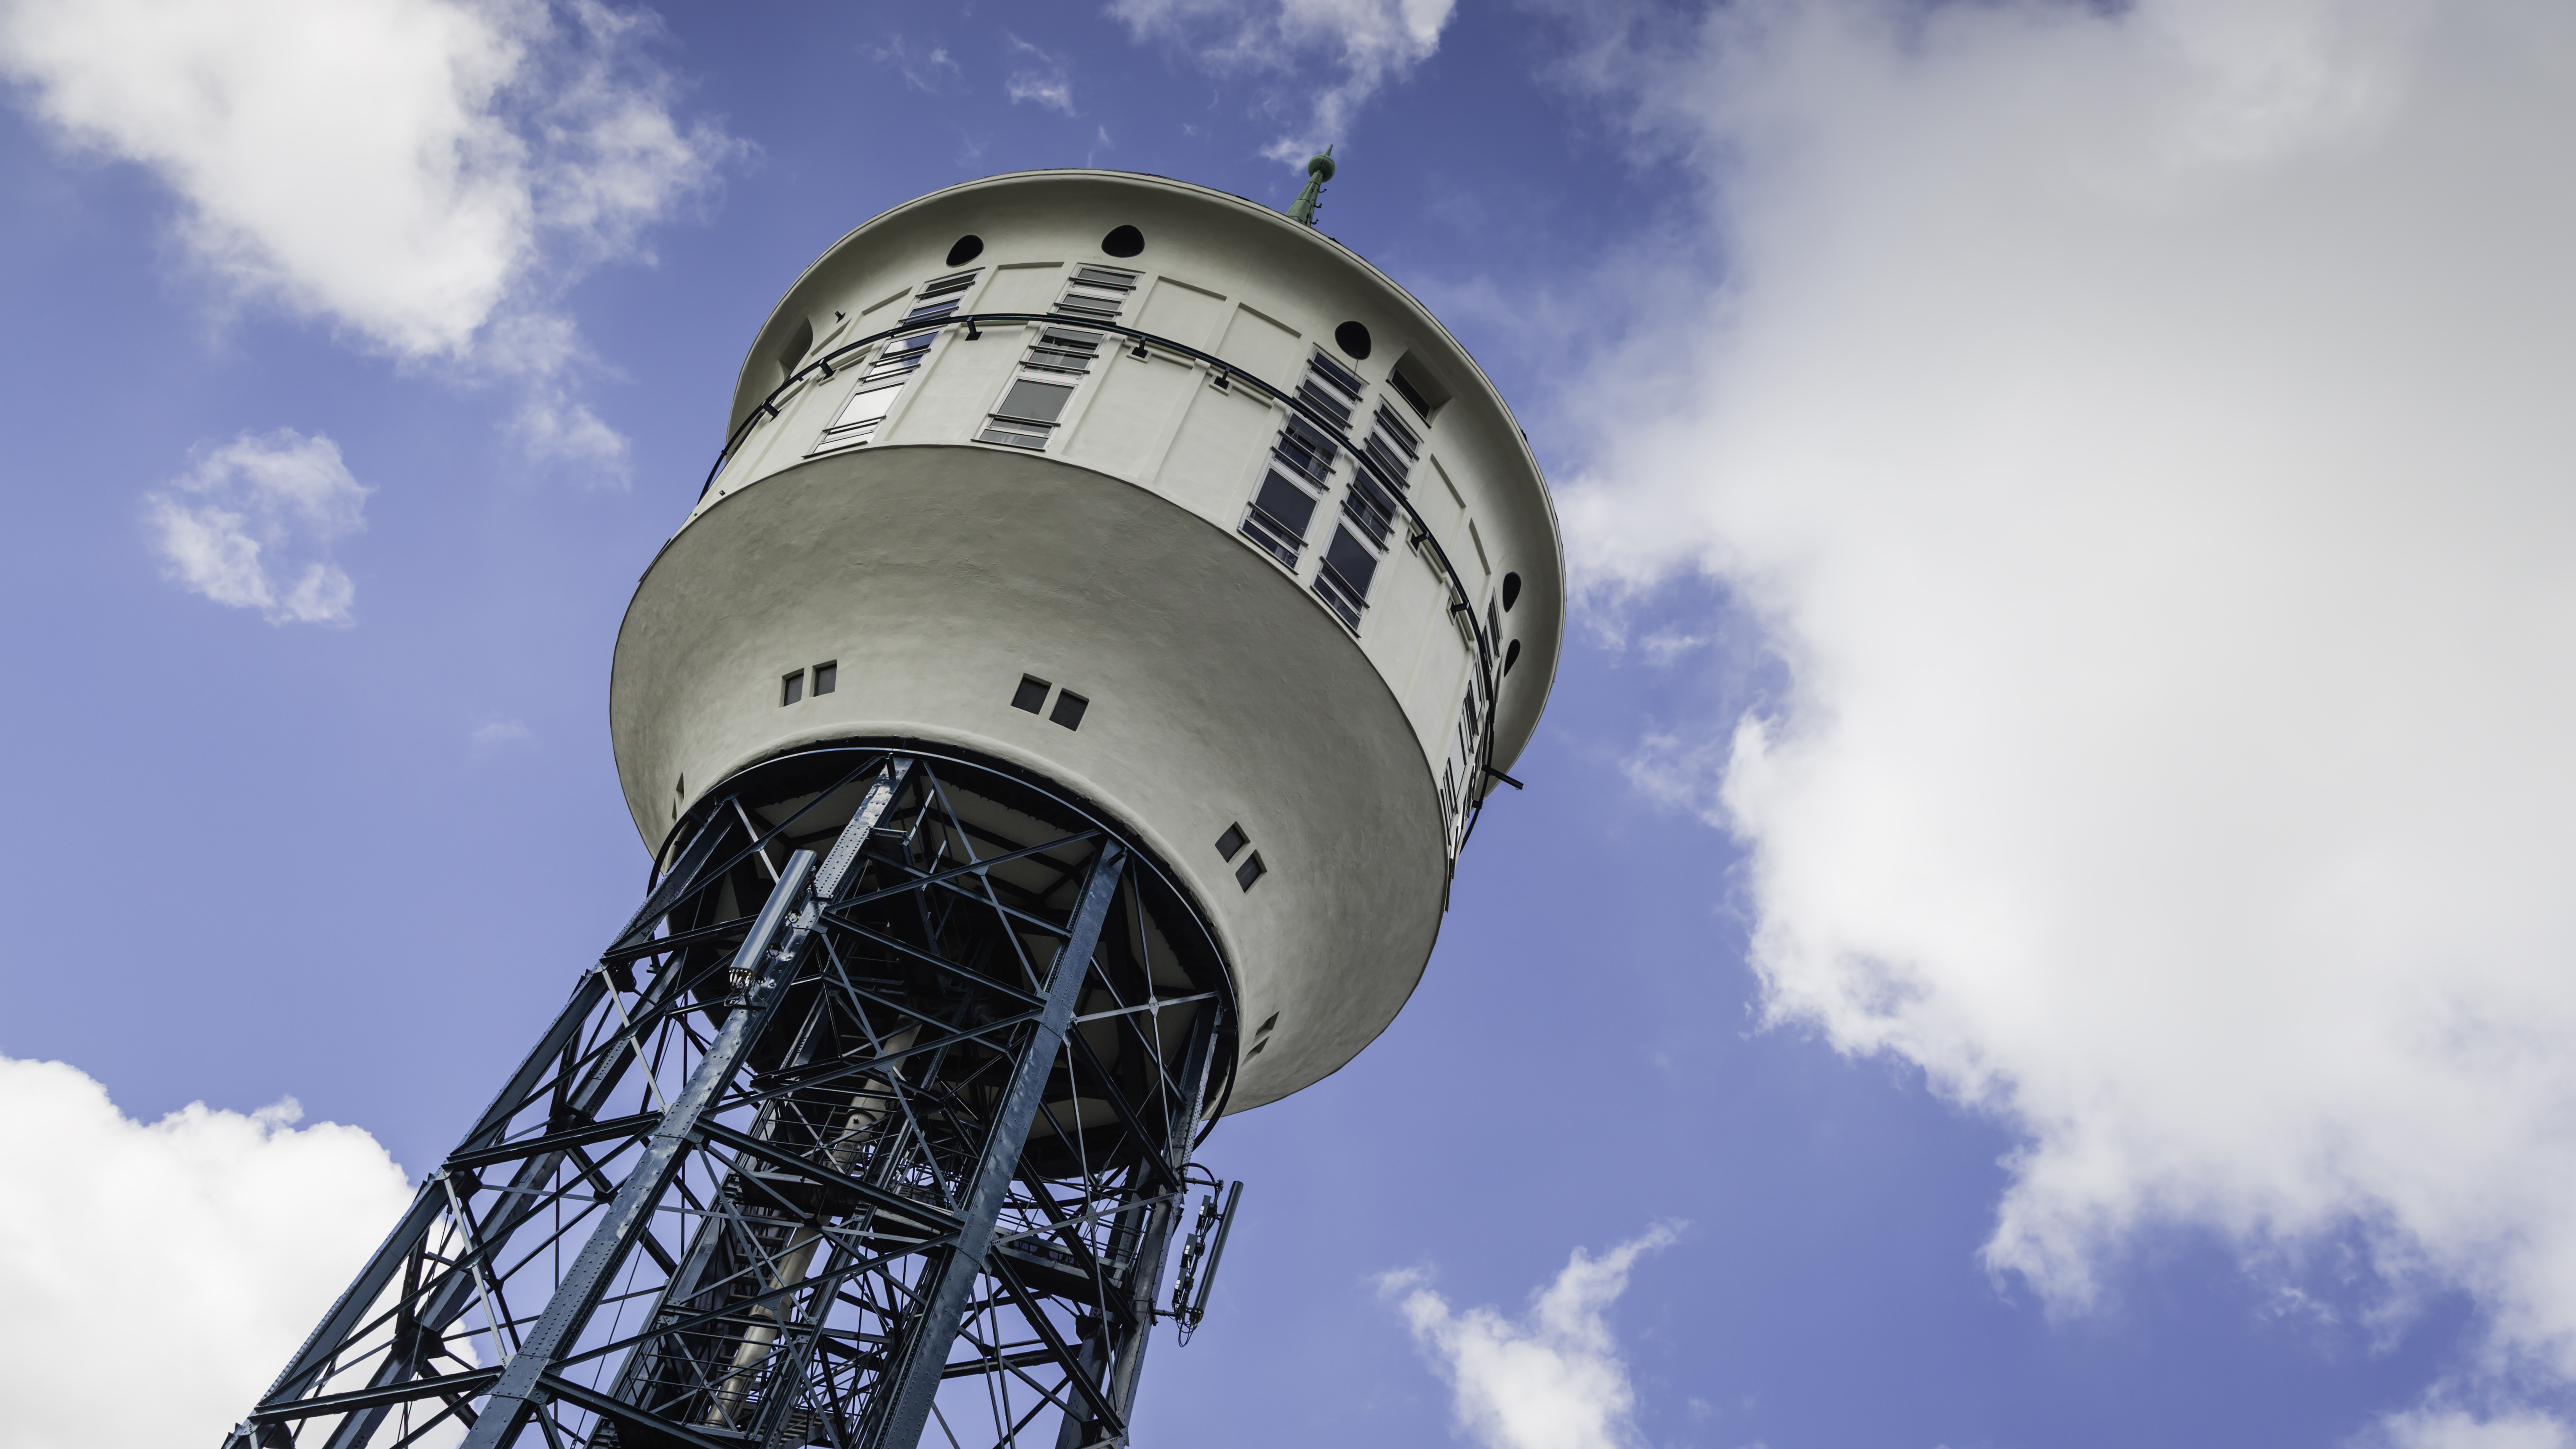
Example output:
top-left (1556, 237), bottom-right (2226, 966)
top-left (1561, 0), bottom-right (2576, 1440)
top-left (0, 0), bottom-right (738, 479)
top-left (0, 1056), bottom-right (414, 1447)
top-left (869, 33), bottom-right (961, 93)
top-left (1109, 0), bottom-right (1455, 162)
top-left (145, 429), bottom-right (369, 625)
top-left (1005, 34), bottom-right (1076, 114)
top-left (1383, 1225), bottom-right (1678, 1449)
top-left (470, 719), bottom-right (534, 751)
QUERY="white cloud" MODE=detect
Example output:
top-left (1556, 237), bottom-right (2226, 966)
top-left (146, 429), bottom-right (370, 624)
top-left (1384, 1226), bottom-right (1677, 1449)
top-left (0, 0), bottom-right (732, 472)
top-left (470, 719), bottom-right (533, 749)
top-left (1109, 0), bottom-right (1454, 161)
top-left (2379, 1410), bottom-right (2576, 1449)
top-left (1006, 35), bottom-right (1077, 114)
top-left (1562, 0), bottom-right (2576, 1433)
top-left (0, 1055), bottom-right (416, 1449)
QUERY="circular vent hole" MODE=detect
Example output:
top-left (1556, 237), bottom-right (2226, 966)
top-left (1335, 321), bottom-right (1373, 360)
top-left (946, 234), bottom-right (985, 267)
top-left (1501, 571), bottom-right (1522, 611)
top-left (1504, 639), bottom-right (1523, 674)
top-left (1101, 225), bottom-right (1144, 257)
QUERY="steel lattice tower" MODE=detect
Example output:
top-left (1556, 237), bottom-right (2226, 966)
top-left (231, 165), bottom-right (1561, 1449)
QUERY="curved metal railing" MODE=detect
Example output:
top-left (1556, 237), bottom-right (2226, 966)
top-left (696, 309), bottom-right (1513, 852)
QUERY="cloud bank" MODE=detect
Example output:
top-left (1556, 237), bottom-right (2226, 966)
top-left (1386, 1226), bottom-right (1676, 1449)
top-left (146, 429), bottom-right (371, 624)
top-left (1111, 0), bottom-right (1453, 162)
top-left (0, 1056), bottom-right (416, 1449)
top-left (0, 0), bottom-right (734, 474)
top-left (1562, 0), bottom-right (2576, 1430)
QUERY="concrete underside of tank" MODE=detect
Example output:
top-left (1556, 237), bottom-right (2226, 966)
top-left (612, 443), bottom-right (1450, 1113)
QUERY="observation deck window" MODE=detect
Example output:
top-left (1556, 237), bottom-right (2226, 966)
top-left (1312, 524), bottom-right (1381, 630)
top-left (809, 270), bottom-right (978, 455)
top-left (1052, 265), bottom-right (1137, 323)
top-left (1241, 469), bottom-right (1321, 567)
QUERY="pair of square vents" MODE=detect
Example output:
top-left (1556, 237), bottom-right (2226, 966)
top-left (1244, 1009), bottom-right (1280, 1060)
top-left (781, 661), bottom-right (837, 706)
top-left (1215, 822), bottom-right (1265, 892)
top-left (1011, 674), bottom-right (1088, 731)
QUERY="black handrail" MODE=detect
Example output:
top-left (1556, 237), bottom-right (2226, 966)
top-left (699, 309), bottom-right (1510, 852)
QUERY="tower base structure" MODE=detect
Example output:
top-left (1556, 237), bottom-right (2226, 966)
top-left (233, 749), bottom-right (1238, 1449)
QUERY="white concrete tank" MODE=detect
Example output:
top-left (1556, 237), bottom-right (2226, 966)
top-left (611, 167), bottom-right (1563, 1114)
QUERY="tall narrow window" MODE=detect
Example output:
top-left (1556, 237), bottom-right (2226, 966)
top-left (811, 660), bottom-right (837, 695)
top-left (811, 270), bottom-right (978, 454)
top-left (1312, 524), bottom-right (1382, 629)
top-left (979, 279), bottom-right (1129, 450)
top-left (1241, 469), bottom-right (1322, 566)
top-left (781, 670), bottom-right (805, 706)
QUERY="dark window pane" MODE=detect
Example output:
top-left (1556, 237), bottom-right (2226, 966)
top-left (1323, 527), bottom-right (1378, 598)
top-left (1074, 265), bottom-right (1139, 287)
top-left (1309, 351), bottom-right (1363, 398)
top-left (1215, 824), bottom-right (1248, 861)
top-left (812, 661), bottom-right (836, 695)
top-left (780, 671), bottom-right (804, 706)
top-left (1296, 379), bottom-right (1353, 426)
top-left (1252, 472), bottom-right (1317, 536)
top-left (1050, 691), bottom-right (1089, 730)
top-left (1235, 852), bottom-right (1266, 891)
top-left (995, 379), bottom-right (1075, 424)
top-left (1012, 675), bottom-right (1050, 713)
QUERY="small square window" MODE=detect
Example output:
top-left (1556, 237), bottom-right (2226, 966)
top-left (811, 661), bottom-right (837, 696)
top-left (1214, 823), bottom-right (1248, 862)
top-left (1256, 1012), bottom-right (1278, 1035)
top-left (1235, 852), bottom-right (1265, 892)
top-left (781, 670), bottom-right (805, 706)
top-left (1050, 690), bottom-right (1089, 730)
top-left (1012, 675), bottom-right (1051, 714)
top-left (1245, 1038), bottom-right (1267, 1059)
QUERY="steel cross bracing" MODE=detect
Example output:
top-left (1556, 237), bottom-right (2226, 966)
top-left (230, 749), bottom-right (1237, 1449)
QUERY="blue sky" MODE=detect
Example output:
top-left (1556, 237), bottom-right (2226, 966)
top-left (4, 2), bottom-right (2573, 1447)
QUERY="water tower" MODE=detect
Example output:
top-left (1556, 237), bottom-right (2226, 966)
top-left (231, 165), bottom-right (1561, 1449)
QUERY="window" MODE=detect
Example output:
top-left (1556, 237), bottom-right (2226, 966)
top-left (1387, 352), bottom-right (1452, 423)
top-left (1502, 571), bottom-right (1522, 611)
top-left (1313, 524), bottom-right (1381, 629)
top-left (1053, 265), bottom-right (1137, 323)
top-left (1256, 1011), bottom-right (1278, 1035)
top-left (811, 660), bottom-right (837, 695)
top-left (979, 378), bottom-right (1077, 449)
top-left (1012, 675), bottom-right (1051, 713)
top-left (811, 271), bottom-right (979, 454)
top-left (1274, 415), bottom-right (1339, 485)
top-left (1297, 350), bottom-right (1361, 426)
top-left (1234, 852), bottom-right (1266, 891)
top-left (781, 670), bottom-right (805, 706)
top-left (1049, 690), bottom-right (1089, 730)
top-left (1215, 823), bottom-right (1249, 862)
top-left (1241, 469), bottom-right (1321, 566)
top-left (979, 279), bottom-right (1129, 449)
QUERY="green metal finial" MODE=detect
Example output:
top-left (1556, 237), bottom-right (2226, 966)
top-left (1287, 145), bottom-right (1336, 226)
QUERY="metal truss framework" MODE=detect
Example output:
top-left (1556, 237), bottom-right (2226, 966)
top-left (232, 748), bottom-right (1238, 1449)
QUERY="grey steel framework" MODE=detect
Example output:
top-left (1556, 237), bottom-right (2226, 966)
top-left (231, 747), bottom-right (1239, 1449)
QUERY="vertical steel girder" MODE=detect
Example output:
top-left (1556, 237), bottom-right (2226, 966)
top-left (229, 749), bottom-right (1236, 1449)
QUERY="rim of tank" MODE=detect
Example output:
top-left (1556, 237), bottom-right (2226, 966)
top-left (651, 737), bottom-right (1245, 1126)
